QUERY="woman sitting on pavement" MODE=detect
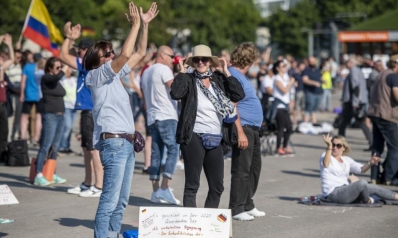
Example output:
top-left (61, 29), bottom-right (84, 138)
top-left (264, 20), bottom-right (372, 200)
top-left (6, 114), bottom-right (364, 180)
top-left (272, 60), bottom-right (295, 156)
top-left (320, 134), bottom-right (398, 204)
top-left (170, 44), bottom-right (244, 208)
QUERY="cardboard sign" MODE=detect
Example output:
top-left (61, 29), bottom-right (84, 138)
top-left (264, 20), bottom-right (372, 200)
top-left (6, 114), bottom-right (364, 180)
top-left (138, 206), bottom-right (232, 238)
top-left (0, 185), bottom-right (19, 205)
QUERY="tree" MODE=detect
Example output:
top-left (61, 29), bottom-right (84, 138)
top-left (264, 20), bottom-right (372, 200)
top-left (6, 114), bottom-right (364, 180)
top-left (0, 0), bottom-right (261, 53)
top-left (267, 0), bottom-right (319, 58)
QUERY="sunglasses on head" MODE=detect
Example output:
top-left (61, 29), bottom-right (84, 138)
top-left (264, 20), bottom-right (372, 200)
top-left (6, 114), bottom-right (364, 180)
top-left (193, 57), bottom-right (210, 64)
top-left (100, 49), bottom-right (115, 58)
top-left (332, 143), bottom-right (343, 149)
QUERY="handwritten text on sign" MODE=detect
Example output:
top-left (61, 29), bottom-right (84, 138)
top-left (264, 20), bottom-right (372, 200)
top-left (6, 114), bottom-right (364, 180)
top-left (138, 207), bottom-right (232, 238)
top-left (0, 185), bottom-right (19, 205)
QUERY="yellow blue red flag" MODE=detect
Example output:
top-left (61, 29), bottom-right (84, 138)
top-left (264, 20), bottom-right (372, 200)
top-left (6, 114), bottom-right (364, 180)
top-left (22, 0), bottom-right (63, 56)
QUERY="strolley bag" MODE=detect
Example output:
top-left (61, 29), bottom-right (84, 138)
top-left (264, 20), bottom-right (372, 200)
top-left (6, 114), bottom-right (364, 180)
top-left (5, 140), bottom-right (30, 166)
top-left (29, 158), bottom-right (57, 183)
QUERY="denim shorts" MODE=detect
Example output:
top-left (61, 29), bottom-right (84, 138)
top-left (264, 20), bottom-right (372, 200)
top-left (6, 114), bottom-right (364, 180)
top-left (305, 92), bottom-right (322, 114)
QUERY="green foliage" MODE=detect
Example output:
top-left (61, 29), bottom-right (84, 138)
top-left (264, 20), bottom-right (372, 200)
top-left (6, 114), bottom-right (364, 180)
top-left (268, 0), bottom-right (319, 58)
top-left (268, 0), bottom-right (398, 57)
top-left (0, 0), bottom-right (261, 53)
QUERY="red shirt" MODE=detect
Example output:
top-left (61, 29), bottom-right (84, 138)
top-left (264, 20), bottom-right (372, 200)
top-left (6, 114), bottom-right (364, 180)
top-left (0, 82), bottom-right (6, 103)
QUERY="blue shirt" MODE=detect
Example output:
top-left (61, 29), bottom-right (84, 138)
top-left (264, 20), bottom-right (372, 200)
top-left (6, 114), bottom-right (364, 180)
top-left (293, 72), bottom-right (304, 92)
top-left (23, 63), bottom-right (39, 102)
top-left (229, 67), bottom-right (263, 127)
top-left (75, 57), bottom-right (93, 110)
top-left (86, 61), bottom-right (135, 146)
top-left (302, 66), bottom-right (323, 94)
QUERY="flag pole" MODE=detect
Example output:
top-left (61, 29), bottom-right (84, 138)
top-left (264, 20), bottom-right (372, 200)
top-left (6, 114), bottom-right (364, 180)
top-left (20, 0), bottom-right (35, 45)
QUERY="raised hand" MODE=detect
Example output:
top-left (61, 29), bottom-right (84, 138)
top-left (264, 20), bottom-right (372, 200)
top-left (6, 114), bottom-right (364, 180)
top-left (125, 2), bottom-right (140, 27)
top-left (70, 24), bottom-right (81, 40)
top-left (219, 58), bottom-right (228, 72)
top-left (140, 2), bottom-right (159, 25)
top-left (178, 57), bottom-right (187, 73)
top-left (63, 22), bottom-right (73, 38)
top-left (0, 35), bottom-right (5, 44)
top-left (3, 34), bottom-right (12, 46)
top-left (323, 133), bottom-right (332, 147)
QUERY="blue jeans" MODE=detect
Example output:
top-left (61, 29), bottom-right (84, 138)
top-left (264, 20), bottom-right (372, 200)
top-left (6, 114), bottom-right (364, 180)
top-left (36, 113), bottom-right (64, 173)
top-left (132, 92), bottom-right (143, 122)
top-left (305, 92), bottom-right (322, 116)
top-left (94, 138), bottom-right (135, 238)
top-left (370, 116), bottom-right (398, 182)
top-left (149, 119), bottom-right (179, 180)
top-left (319, 89), bottom-right (331, 111)
top-left (60, 108), bottom-right (77, 150)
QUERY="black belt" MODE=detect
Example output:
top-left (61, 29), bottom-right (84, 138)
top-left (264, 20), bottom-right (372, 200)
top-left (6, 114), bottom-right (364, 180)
top-left (100, 133), bottom-right (136, 144)
top-left (243, 125), bottom-right (261, 131)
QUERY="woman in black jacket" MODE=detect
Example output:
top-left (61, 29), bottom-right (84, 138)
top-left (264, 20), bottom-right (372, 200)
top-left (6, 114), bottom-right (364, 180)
top-left (33, 57), bottom-right (67, 186)
top-left (170, 45), bottom-right (244, 208)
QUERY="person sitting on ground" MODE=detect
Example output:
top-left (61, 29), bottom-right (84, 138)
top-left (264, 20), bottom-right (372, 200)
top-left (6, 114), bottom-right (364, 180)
top-left (320, 134), bottom-right (398, 204)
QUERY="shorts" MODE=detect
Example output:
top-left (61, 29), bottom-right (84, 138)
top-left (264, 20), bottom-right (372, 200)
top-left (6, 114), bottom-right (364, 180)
top-left (294, 91), bottom-right (305, 111)
top-left (305, 92), bottom-right (322, 115)
top-left (80, 110), bottom-right (95, 150)
top-left (22, 100), bottom-right (43, 114)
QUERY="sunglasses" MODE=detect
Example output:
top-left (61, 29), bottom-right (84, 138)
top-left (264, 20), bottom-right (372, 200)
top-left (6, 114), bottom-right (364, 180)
top-left (100, 49), bottom-right (115, 58)
top-left (193, 57), bottom-right (210, 64)
top-left (332, 143), bottom-right (343, 149)
top-left (55, 66), bottom-right (61, 70)
top-left (165, 53), bottom-right (175, 59)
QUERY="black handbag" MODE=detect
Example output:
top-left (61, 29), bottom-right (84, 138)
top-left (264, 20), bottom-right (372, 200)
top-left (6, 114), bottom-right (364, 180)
top-left (5, 140), bottom-right (30, 166)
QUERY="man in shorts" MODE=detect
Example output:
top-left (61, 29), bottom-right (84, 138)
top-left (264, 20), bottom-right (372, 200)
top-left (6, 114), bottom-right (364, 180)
top-left (59, 22), bottom-right (103, 197)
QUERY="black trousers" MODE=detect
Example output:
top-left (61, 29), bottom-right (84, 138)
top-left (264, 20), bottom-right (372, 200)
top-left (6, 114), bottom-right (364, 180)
top-left (275, 109), bottom-right (292, 148)
top-left (229, 126), bottom-right (261, 216)
top-left (181, 133), bottom-right (224, 208)
top-left (338, 102), bottom-right (373, 146)
top-left (0, 104), bottom-right (8, 156)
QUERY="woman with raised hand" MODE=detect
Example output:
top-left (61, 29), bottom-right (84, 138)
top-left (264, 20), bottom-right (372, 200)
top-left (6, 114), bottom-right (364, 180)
top-left (170, 45), bottom-right (245, 208)
top-left (83, 2), bottom-right (158, 237)
top-left (320, 134), bottom-right (398, 204)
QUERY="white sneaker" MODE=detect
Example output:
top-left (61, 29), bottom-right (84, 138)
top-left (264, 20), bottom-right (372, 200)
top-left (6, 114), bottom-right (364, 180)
top-left (67, 183), bottom-right (90, 195)
top-left (79, 186), bottom-right (102, 197)
top-left (176, 161), bottom-right (184, 170)
top-left (156, 188), bottom-right (180, 205)
top-left (246, 208), bottom-right (266, 217)
top-left (150, 192), bottom-right (170, 204)
top-left (232, 212), bottom-right (254, 221)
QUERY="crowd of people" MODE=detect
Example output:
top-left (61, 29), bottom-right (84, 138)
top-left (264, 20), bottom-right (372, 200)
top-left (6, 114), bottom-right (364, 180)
top-left (1, 1), bottom-right (398, 237)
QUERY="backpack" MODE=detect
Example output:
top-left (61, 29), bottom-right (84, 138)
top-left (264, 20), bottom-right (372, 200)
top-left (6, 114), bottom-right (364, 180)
top-left (5, 140), bottom-right (30, 166)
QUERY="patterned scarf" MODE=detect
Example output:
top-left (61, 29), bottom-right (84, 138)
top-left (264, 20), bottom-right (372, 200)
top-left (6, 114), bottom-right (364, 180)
top-left (194, 69), bottom-right (236, 119)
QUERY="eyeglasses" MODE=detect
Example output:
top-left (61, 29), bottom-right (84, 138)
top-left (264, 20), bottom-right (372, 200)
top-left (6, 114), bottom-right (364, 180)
top-left (332, 143), bottom-right (343, 149)
top-left (100, 49), bottom-right (115, 58)
top-left (165, 53), bottom-right (175, 59)
top-left (193, 57), bottom-right (210, 64)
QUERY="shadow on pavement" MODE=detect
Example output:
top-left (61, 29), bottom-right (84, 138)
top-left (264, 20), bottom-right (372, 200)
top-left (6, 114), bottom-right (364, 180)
top-left (54, 218), bottom-right (137, 233)
top-left (276, 196), bottom-right (298, 201)
top-left (0, 173), bottom-right (68, 193)
top-left (281, 170), bottom-right (319, 178)
top-left (0, 232), bottom-right (8, 237)
top-left (129, 196), bottom-right (182, 208)
top-left (69, 163), bottom-right (84, 168)
top-left (291, 144), bottom-right (325, 150)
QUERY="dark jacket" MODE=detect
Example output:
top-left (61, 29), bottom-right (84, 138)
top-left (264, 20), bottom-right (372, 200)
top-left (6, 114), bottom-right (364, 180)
top-left (170, 70), bottom-right (245, 145)
top-left (41, 71), bottom-right (66, 114)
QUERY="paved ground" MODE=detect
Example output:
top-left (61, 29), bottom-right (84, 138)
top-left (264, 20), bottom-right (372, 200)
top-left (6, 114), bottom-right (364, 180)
top-left (1, 92), bottom-right (398, 238)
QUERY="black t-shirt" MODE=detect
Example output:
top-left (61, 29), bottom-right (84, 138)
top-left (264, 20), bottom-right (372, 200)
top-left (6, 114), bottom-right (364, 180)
top-left (386, 74), bottom-right (398, 88)
top-left (41, 72), bottom-right (66, 113)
